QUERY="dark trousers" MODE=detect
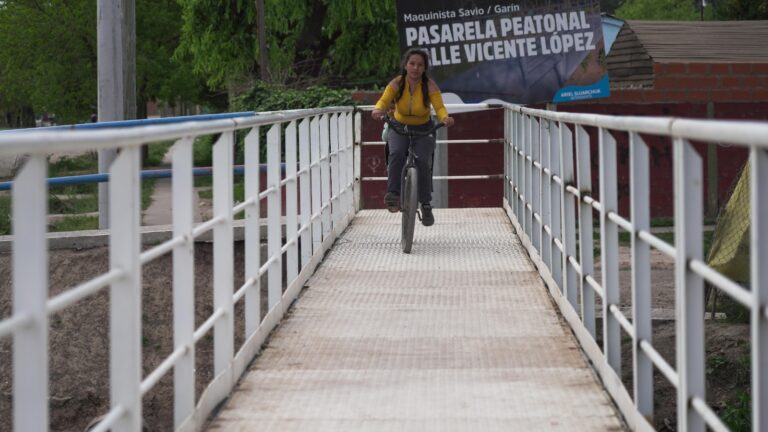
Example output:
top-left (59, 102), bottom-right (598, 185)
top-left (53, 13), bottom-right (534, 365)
top-left (386, 121), bottom-right (436, 205)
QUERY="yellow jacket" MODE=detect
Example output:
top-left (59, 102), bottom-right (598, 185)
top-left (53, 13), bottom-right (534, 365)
top-left (374, 77), bottom-right (449, 125)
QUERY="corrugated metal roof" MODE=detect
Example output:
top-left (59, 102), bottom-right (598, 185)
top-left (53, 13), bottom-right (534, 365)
top-left (627, 20), bottom-right (768, 63)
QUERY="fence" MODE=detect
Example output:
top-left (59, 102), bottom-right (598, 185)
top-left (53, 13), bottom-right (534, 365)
top-left (0, 107), bottom-right (355, 432)
top-left (504, 105), bottom-right (768, 431)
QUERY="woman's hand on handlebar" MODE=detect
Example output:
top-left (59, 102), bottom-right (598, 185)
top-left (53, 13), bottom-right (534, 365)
top-left (371, 109), bottom-right (385, 121)
top-left (442, 116), bottom-right (455, 127)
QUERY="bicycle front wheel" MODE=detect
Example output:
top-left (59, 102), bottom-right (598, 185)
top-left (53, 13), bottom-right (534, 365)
top-left (401, 166), bottom-right (419, 253)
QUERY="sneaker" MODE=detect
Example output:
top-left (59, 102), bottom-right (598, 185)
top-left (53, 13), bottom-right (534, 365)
top-left (384, 192), bottom-right (400, 213)
top-left (421, 203), bottom-right (434, 226)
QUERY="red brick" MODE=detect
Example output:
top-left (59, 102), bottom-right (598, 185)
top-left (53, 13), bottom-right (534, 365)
top-left (753, 64), bottom-right (768, 73)
top-left (687, 63), bottom-right (708, 74)
top-left (732, 90), bottom-right (756, 101)
top-left (654, 76), bottom-right (678, 89)
top-left (743, 76), bottom-right (763, 87)
top-left (732, 64), bottom-right (752, 73)
top-left (721, 76), bottom-right (745, 88)
top-left (666, 63), bottom-right (686, 74)
top-left (710, 90), bottom-right (734, 101)
top-left (666, 91), bottom-right (688, 101)
top-left (752, 89), bottom-right (768, 100)
top-left (679, 76), bottom-right (718, 90)
top-left (710, 64), bottom-right (731, 74)
top-left (646, 90), bottom-right (670, 102)
top-left (653, 64), bottom-right (665, 75)
top-left (688, 91), bottom-right (710, 101)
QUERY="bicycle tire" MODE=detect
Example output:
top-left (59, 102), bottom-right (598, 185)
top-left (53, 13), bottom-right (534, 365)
top-left (401, 166), bottom-right (418, 253)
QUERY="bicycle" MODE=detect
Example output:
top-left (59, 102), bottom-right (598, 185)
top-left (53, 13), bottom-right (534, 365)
top-left (383, 115), bottom-right (444, 253)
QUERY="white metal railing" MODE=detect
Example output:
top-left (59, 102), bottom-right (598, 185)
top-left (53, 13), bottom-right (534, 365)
top-left (0, 107), bottom-right (356, 432)
top-left (356, 104), bottom-right (506, 184)
top-left (503, 105), bottom-right (768, 432)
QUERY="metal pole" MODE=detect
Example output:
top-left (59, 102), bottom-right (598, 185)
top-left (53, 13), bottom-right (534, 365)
top-left (97, 0), bottom-right (136, 229)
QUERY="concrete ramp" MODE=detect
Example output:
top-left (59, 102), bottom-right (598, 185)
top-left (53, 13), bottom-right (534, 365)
top-left (207, 208), bottom-right (624, 431)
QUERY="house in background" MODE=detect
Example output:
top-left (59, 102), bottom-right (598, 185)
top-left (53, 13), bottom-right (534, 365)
top-left (562, 18), bottom-right (768, 217)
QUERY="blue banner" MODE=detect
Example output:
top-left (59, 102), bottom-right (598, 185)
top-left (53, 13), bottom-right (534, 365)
top-left (395, 0), bottom-right (610, 104)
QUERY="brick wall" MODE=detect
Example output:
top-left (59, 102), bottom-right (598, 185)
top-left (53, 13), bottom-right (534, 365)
top-left (353, 68), bottom-right (767, 216)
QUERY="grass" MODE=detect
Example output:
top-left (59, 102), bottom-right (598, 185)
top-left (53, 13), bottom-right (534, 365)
top-left (146, 142), bottom-right (174, 167)
top-left (50, 215), bottom-right (98, 232)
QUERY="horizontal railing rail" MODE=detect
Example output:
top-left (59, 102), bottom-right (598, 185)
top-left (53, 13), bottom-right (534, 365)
top-left (503, 103), bottom-right (768, 432)
top-left (0, 106), bottom-right (357, 432)
top-left (356, 104), bottom-right (505, 188)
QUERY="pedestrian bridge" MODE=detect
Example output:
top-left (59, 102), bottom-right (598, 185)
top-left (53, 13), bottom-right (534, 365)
top-left (0, 105), bottom-right (767, 432)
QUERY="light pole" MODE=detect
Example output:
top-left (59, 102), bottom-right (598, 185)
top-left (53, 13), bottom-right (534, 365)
top-left (97, 0), bottom-right (136, 229)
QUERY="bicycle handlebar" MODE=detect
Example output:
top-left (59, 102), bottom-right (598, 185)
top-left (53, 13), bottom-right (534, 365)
top-left (383, 115), bottom-right (445, 137)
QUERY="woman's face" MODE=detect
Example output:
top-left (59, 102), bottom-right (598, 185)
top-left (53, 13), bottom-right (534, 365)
top-left (405, 54), bottom-right (426, 80)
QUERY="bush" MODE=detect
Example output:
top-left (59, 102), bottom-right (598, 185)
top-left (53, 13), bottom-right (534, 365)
top-left (228, 81), bottom-right (358, 164)
top-left (231, 81), bottom-right (356, 112)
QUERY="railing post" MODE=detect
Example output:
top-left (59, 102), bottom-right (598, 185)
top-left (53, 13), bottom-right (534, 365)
top-left (337, 113), bottom-right (349, 216)
top-left (599, 128), bottom-right (620, 375)
top-left (109, 146), bottom-right (142, 432)
top-left (245, 127), bottom-right (261, 335)
top-left (630, 132), bottom-right (653, 420)
top-left (213, 132), bottom-right (235, 375)
top-left (752, 149), bottom-right (768, 432)
top-left (346, 112), bottom-right (355, 216)
top-left (675, 138), bottom-right (705, 432)
top-left (285, 121), bottom-right (299, 284)
top-left (550, 121), bottom-right (562, 291)
top-left (171, 137), bottom-right (195, 427)
top-left (353, 112), bottom-right (362, 212)
top-left (267, 125), bottom-right (283, 310)
top-left (524, 114), bottom-right (533, 239)
top-left (576, 125), bottom-right (596, 337)
top-left (299, 120), bottom-right (312, 268)
top-left (329, 114), bottom-right (340, 226)
top-left (517, 112), bottom-right (525, 226)
top-left (504, 108), bottom-right (511, 205)
top-left (311, 116), bottom-right (322, 252)
top-left (531, 117), bottom-right (541, 255)
top-left (541, 119), bottom-right (552, 274)
top-left (320, 114), bottom-right (332, 239)
top-left (560, 123), bottom-right (577, 309)
top-left (13, 156), bottom-right (48, 432)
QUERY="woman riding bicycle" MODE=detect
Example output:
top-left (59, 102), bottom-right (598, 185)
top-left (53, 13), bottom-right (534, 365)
top-left (371, 48), bottom-right (455, 226)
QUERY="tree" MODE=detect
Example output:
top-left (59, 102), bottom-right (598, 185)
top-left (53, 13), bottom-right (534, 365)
top-left (0, 0), bottom-right (213, 125)
top-left (615, 0), bottom-right (768, 20)
top-left (616, 0), bottom-right (700, 20)
top-left (176, 0), bottom-right (401, 91)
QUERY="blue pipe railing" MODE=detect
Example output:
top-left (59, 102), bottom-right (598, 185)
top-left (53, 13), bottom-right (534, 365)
top-left (0, 111), bottom-right (258, 133)
top-left (0, 164), bottom-right (285, 191)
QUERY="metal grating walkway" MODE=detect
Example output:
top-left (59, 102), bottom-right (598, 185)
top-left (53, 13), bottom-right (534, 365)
top-left (206, 208), bottom-right (624, 431)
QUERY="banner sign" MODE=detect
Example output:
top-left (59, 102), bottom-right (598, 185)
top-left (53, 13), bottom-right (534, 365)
top-left (395, 0), bottom-right (609, 104)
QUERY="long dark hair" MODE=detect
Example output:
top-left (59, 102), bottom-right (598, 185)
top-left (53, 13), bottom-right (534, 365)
top-left (396, 48), bottom-right (431, 108)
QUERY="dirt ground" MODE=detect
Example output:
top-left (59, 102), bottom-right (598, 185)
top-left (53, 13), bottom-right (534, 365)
top-left (594, 246), bottom-right (751, 431)
top-left (0, 241), bottom-right (270, 432)
top-left (0, 242), bottom-right (751, 431)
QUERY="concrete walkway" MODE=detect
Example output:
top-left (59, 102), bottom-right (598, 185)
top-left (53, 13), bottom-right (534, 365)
top-left (206, 208), bottom-right (624, 431)
top-left (142, 177), bottom-right (203, 226)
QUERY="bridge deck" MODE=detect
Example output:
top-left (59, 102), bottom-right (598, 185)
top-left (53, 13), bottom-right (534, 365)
top-left (207, 208), bottom-right (624, 431)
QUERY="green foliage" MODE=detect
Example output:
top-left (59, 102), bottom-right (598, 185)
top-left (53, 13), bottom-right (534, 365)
top-left (145, 142), bottom-right (174, 167)
top-left (722, 391), bottom-right (751, 432)
top-left (141, 179), bottom-right (156, 211)
top-left (232, 81), bottom-right (355, 112)
top-left (48, 154), bottom-right (98, 177)
top-left (615, 0), bottom-right (767, 20)
top-left (48, 194), bottom-right (98, 214)
top-left (0, 0), bottom-right (212, 124)
top-left (616, 0), bottom-right (700, 20)
top-left (0, 195), bottom-right (11, 235)
top-left (50, 215), bottom-right (99, 232)
top-left (176, 0), bottom-right (400, 89)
